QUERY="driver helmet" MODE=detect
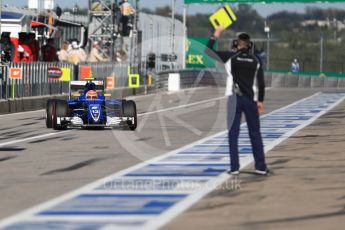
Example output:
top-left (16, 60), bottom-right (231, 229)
top-left (86, 82), bottom-right (96, 91)
top-left (86, 90), bottom-right (98, 100)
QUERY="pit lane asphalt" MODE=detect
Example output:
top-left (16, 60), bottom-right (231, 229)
top-left (0, 87), bottom-right (329, 220)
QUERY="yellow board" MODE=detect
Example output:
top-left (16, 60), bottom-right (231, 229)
top-left (128, 66), bottom-right (140, 88)
top-left (148, 74), bottom-right (152, 86)
top-left (209, 5), bottom-right (237, 29)
top-left (129, 74), bottom-right (140, 88)
top-left (59, 68), bottom-right (71, 82)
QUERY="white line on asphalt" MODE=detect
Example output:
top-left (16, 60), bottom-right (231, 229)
top-left (125, 87), bottom-right (211, 100)
top-left (138, 96), bottom-right (226, 117)
top-left (137, 87), bottom-right (272, 117)
top-left (0, 131), bottom-right (70, 148)
top-left (0, 109), bottom-right (45, 117)
top-left (0, 95), bottom-right (228, 148)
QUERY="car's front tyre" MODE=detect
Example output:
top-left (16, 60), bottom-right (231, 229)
top-left (52, 100), bottom-right (69, 130)
top-left (123, 100), bottom-right (137, 131)
top-left (46, 99), bottom-right (54, 128)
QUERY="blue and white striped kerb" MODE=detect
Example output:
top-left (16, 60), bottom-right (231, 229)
top-left (1, 92), bottom-right (345, 230)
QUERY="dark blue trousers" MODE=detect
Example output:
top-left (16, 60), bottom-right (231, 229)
top-left (227, 95), bottom-right (267, 171)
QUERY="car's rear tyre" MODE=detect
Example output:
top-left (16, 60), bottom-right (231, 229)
top-left (123, 100), bottom-right (137, 131)
top-left (46, 99), bottom-right (55, 128)
top-left (52, 100), bottom-right (69, 130)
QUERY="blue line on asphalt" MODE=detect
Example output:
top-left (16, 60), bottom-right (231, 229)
top-left (38, 194), bottom-right (187, 216)
top-left (4, 221), bottom-right (147, 230)
top-left (125, 164), bottom-right (229, 177)
top-left (96, 178), bottom-right (210, 191)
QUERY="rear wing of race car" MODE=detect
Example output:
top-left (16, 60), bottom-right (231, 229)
top-left (69, 80), bottom-right (105, 99)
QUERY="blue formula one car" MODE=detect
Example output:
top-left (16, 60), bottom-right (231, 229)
top-left (46, 80), bottom-right (137, 130)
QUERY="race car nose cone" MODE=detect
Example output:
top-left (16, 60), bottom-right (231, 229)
top-left (89, 104), bottom-right (101, 122)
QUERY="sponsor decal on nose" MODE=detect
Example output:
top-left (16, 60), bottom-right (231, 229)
top-left (90, 104), bottom-right (101, 122)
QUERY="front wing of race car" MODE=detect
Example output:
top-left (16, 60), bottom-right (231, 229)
top-left (57, 116), bottom-right (135, 128)
top-left (46, 99), bottom-right (137, 130)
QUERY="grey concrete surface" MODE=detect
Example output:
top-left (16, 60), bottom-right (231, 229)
top-left (0, 87), bottom-right (331, 223)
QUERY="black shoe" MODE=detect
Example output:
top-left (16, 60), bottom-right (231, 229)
top-left (227, 170), bottom-right (240, 175)
top-left (255, 168), bottom-right (270, 176)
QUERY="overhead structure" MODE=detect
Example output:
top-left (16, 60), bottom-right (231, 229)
top-left (88, 0), bottom-right (116, 59)
top-left (88, 0), bottom-right (141, 65)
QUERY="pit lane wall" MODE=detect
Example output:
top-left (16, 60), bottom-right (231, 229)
top-left (0, 86), bottom-right (155, 115)
top-left (1, 70), bottom-right (345, 115)
top-left (265, 71), bottom-right (345, 88)
top-left (156, 69), bottom-right (345, 90)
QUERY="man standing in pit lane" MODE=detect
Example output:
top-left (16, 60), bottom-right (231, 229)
top-left (205, 27), bottom-right (270, 176)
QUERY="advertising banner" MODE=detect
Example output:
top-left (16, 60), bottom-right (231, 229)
top-left (186, 37), bottom-right (218, 68)
top-left (9, 68), bottom-right (22, 79)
